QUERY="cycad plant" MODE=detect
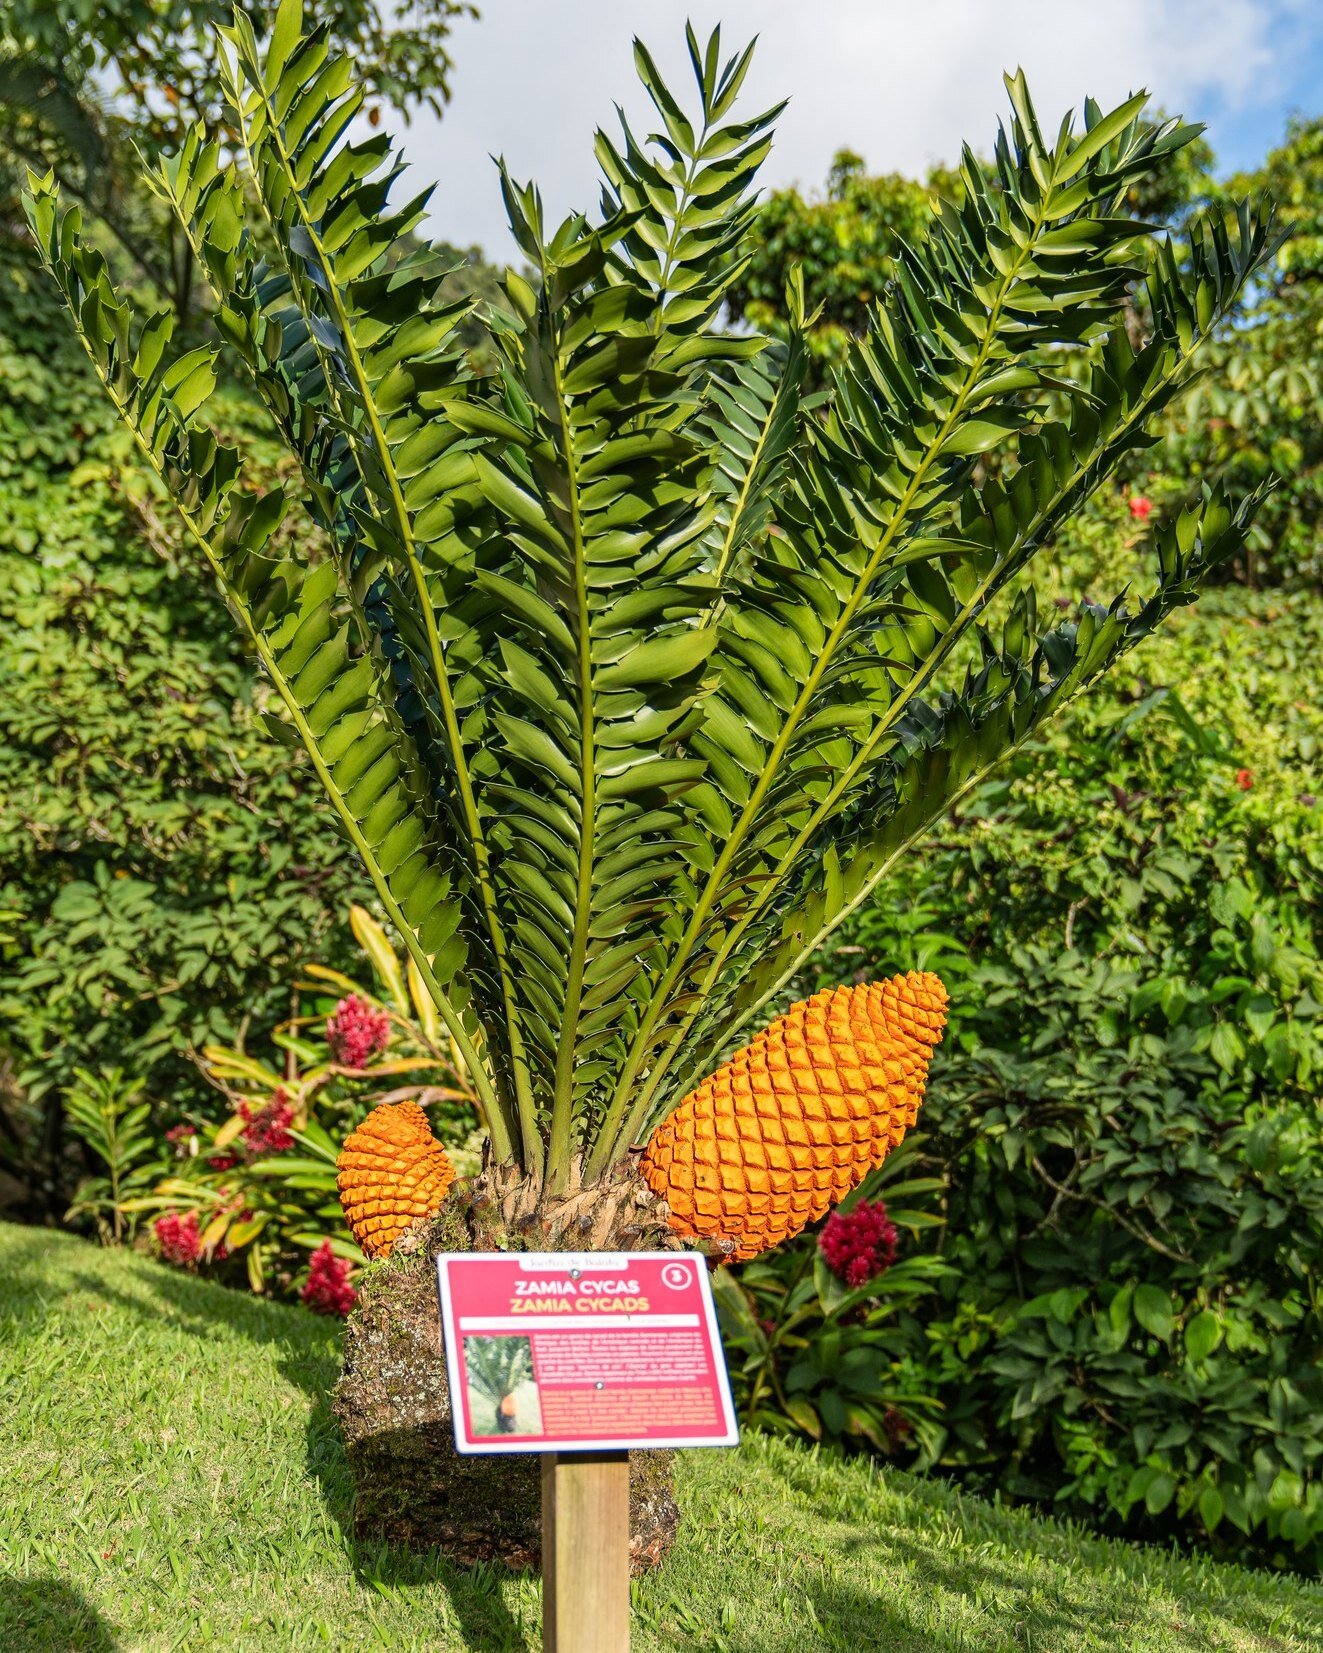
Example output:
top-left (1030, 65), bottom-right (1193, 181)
top-left (26, 1), bottom-right (1272, 1263)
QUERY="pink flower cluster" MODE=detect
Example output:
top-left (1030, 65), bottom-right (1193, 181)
top-left (155, 1210), bottom-right (201, 1266)
top-left (327, 994), bottom-right (391, 1069)
top-left (818, 1198), bottom-right (899, 1289)
top-left (165, 1123), bottom-right (197, 1158)
top-left (240, 1089), bottom-right (296, 1157)
top-left (302, 1240), bottom-right (356, 1316)
top-left (1129, 495), bottom-right (1153, 521)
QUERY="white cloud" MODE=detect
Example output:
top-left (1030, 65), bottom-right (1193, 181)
top-left (382, 0), bottom-right (1295, 258)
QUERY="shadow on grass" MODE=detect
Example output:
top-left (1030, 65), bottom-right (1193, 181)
top-left (818, 1477), bottom-right (1323, 1650)
top-left (0, 1231), bottom-right (94, 1334)
top-left (0, 1575), bottom-right (121, 1653)
top-left (56, 1257), bottom-right (535, 1653)
top-left (672, 1481), bottom-right (1323, 1653)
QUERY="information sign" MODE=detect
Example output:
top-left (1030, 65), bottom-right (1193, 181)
top-left (436, 1251), bottom-right (740, 1454)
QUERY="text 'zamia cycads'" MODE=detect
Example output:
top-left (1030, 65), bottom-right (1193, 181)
top-left (26, 0), bottom-right (1274, 1259)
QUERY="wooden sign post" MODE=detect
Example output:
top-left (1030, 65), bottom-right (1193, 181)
top-left (541, 1450), bottom-right (631, 1652)
top-left (437, 1252), bottom-right (738, 1652)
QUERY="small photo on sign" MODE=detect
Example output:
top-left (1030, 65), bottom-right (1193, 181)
top-left (462, 1334), bottom-right (544, 1437)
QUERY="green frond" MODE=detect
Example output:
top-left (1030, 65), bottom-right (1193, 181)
top-left (656, 482), bottom-right (1267, 1118)
top-left (698, 331), bottom-right (811, 583)
top-left (588, 80), bottom-right (1273, 1167)
top-left (22, 170), bottom-right (513, 1155)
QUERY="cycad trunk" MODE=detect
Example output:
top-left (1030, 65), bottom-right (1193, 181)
top-left (332, 1157), bottom-right (685, 1571)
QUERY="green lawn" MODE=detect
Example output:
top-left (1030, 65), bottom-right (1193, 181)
top-left (1, 1223), bottom-right (1320, 1652)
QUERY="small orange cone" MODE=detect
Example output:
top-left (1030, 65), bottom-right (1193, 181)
top-left (336, 1101), bottom-right (456, 1258)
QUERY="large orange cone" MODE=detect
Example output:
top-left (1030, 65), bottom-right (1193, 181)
top-left (640, 973), bottom-right (948, 1260)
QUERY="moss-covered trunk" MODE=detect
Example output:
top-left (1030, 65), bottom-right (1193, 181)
top-left (332, 1158), bottom-right (685, 1572)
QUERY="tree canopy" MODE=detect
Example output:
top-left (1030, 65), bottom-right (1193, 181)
top-left (1, 0), bottom-right (475, 313)
top-left (5, 0), bottom-right (474, 137)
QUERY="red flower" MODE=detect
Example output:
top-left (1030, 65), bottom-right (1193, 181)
top-left (1236, 768), bottom-right (1253, 791)
top-left (302, 1240), bottom-right (356, 1316)
top-left (240, 1088), bottom-right (296, 1156)
top-left (207, 1154), bottom-right (238, 1172)
top-left (327, 994), bottom-right (392, 1069)
top-left (165, 1123), bottom-right (197, 1158)
top-left (818, 1198), bottom-right (899, 1288)
top-left (154, 1210), bottom-right (201, 1267)
top-left (1129, 495), bottom-right (1153, 521)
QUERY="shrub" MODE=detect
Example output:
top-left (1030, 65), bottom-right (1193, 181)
top-left (69, 904), bottom-right (482, 1301)
top-left (788, 579), bottom-right (1323, 1569)
top-left (715, 1139), bottom-right (950, 1457)
top-left (27, 5), bottom-right (1272, 1254)
top-left (914, 942), bottom-right (1323, 1570)
top-left (0, 239), bottom-right (364, 1217)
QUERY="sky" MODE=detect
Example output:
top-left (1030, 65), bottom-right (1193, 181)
top-left (380, 0), bottom-right (1323, 260)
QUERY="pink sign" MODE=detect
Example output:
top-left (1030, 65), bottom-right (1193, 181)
top-left (436, 1251), bottom-right (740, 1454)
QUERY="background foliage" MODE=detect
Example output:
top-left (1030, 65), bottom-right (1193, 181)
top-left (787, 510), bottom-right (1323, 1570)
top-left (121, 902), bottom-right (480, 1296)
top-left (0, 246), bottom-right (365, 1217)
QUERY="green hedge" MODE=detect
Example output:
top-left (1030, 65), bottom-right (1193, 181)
top-left (800, 550), bottom-right (1323, 1569)
top-left (0, 244), bottom-right (363, 1214)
